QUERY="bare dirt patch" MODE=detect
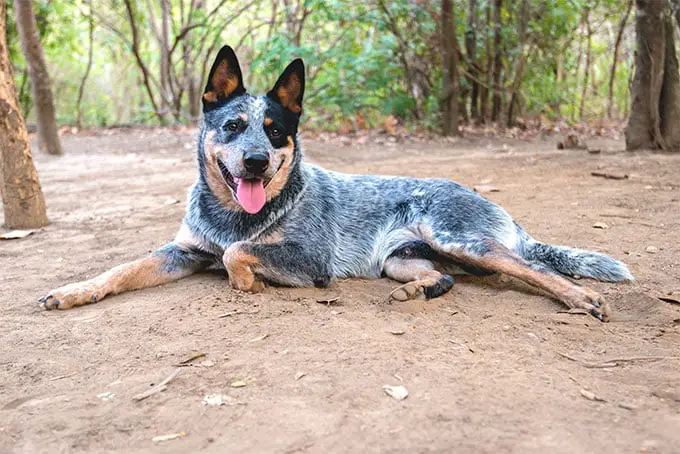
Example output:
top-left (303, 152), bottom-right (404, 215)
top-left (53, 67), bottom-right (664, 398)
top-left (1, 129), bottom-right (679, 453)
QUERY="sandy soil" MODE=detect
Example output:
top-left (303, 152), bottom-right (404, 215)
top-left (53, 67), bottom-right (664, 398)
top-left (1, 129), bottom-right (679, 453)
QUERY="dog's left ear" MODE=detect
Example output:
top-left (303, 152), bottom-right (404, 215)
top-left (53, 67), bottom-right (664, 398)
top-left (267, 59), bottom-right (305, 114)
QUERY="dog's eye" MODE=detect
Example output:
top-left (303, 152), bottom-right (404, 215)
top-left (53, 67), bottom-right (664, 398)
top-left (224, 121), bottom-right (239, 132)
top-left (270, 128), bottom-right (281, 138)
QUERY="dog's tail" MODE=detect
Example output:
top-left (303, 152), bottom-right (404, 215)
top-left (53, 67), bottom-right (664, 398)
top-left (517, 230), bottom-right (633, 282)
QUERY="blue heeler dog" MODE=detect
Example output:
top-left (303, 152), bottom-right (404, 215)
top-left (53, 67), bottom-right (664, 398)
top-left (40, 46), bottom-right (633, 321)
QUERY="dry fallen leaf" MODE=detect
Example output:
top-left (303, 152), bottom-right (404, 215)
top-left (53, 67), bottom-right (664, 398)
top-left (580, 389), bottom-right (606, 402)
top-left (658, 294), bottom-right (680, 305)
top-left (646, 246), bottom-right (659, 254)
top-left (592, 222), bottom-right (609, 229)
top-left (203, 394), bottom-right (238, 406)
top-left (316, 297), bottom-right (340, 305)
top-left (295, 372), bottom-right (307, 381)
top-left (591, 171), bottom-right (628, 180)
top-left (96, 392), bottom-right (115, 401)
top-left (152, 432), bottom-right (186, 443)
top-left (473, 185), bottom-right (500, 194)
top-left (230, 379), bottom-right (256, 388)
top-left (389, 330), bottom-right (406, 336)
top-left (383, 385), bottom-right (409, 401)
top-left (0, 229), bottom-right (36, 240)
top-left (248, 334), bottom-right (269, 343)
top-left (163, 198), bottom-right (180, 205)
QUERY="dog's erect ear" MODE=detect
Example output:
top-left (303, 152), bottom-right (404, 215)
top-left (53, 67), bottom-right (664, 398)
top-left (267, 59), bottom-right (305, 114)
top-left (203, 46), bottom-right (246, 109)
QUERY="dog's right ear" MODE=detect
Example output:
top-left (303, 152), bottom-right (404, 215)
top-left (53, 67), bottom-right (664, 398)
top-left (202, 46), bottom-right (246, 110)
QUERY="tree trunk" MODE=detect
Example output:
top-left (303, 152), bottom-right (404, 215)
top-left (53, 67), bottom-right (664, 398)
top-left (625, 0), bottom-right (680, 151)
top-left (76, 0), bottom-right (95, 128)
top-left (465, 0), bottom-right (479, 120)
top-left (480, 1), bottom-right (492, 123)
top-left (13, 0), bottom-right (62, 155)
top-left (659, 12), bottom-right (680, 150)
top-left (491, 0), bottom-right (502, 122)
top-left (160, 0), bottom-right (172, 116)
top-left (507, 0), bottom-right (528, 127)
top-left (441, 0), bottom-right (459, 136)
top-left (607, 0), bottom-right (633, 118)
top-left (579, 8), bottom-right (592, 121)
top-left (0, 0), bottom-right (48, 229)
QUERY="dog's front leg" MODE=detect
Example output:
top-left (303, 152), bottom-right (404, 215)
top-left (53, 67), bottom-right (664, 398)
top-left (223, 241), bottom-right (328, 292)
top-left (39, 244), bottom-right (212, 310)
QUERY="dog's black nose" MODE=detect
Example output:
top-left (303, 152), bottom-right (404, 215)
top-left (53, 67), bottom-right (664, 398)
top-left (243, 153), bottom-right (269, 174)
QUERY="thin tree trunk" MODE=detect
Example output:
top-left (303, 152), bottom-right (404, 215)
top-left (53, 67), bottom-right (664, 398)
top-left (76, 0), bottom-right (95, 128)
top-left (572, 18), bottom-right (584, 122)
top-left (13, 0), bottom-right (62, 155)
top-left (607, 0), bottom-right (633, 118)
top-left (441, 0), bottom-right (458, 135)
top-left (184, 1), bottom-right (202, 120)
top-left (625, 0), bottom-right (669, 150)
top-left (491, 0), bottom-right (502, 122)
top-left (160, 0), bottom-right (172, 116)
top-left (0, 0), bottom-right (48, 228)
top-left (122, 0), bottom-right (164, 123)
top-left (579, 8), bottom-right (592, 121)
top-left (507, 0), bottom-right (528, 127)
top-left (481, 1), bottom-right (492, 123)
top-left (659, 12), bottom-right (680, 151)
top-left (18, 66), bottom-right (30, 117)
top-left (465, 0), bottom-right (479, 120)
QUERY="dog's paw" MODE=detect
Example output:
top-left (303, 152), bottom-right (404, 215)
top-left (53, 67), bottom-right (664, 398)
top-left (390, 275), bottom-right (454, 302)
top-left (39, 282), bottom-right (99, 311)
top-left (564, 287), bottom-right (610, 322)
top-left (229, 277), bottom-right (266, 294)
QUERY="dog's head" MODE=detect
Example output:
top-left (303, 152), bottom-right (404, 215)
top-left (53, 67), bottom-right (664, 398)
top-left (200, 46), bottom-right (305, 215)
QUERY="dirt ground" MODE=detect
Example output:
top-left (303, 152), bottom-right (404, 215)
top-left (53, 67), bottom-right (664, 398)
top-left (1, 128), bottom-right (679, 453)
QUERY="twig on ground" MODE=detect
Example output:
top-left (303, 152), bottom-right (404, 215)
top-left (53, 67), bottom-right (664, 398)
top-left (176, 352), bottom-right (206, 366)
top-left (558, 352), bottom-right (677, 368)
top-left (133, 369), bottom-right (181, 401)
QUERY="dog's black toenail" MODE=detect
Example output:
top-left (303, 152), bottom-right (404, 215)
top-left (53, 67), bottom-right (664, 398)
top-left (313, 275), bottom-right (331, 288)
top-left (91, 295), bottom-right (98, 303)
top-left (440, 275), bottom-right (455, 289)
top-left (423, 275), bottom-right (455, 299)
top-left (590, 309), bottom-right (603, 321)
top-left (593, 301), bottom-right (601, 308)
top-left (53, 300), bottom-right (61, 308)
top-left (38, 296), bottom-right (46, 303)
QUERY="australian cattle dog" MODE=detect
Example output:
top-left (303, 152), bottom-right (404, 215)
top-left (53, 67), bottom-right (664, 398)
top-left (40, 46), bottom-right (633, 321)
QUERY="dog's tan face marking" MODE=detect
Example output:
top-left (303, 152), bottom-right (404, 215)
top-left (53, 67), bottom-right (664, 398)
top-left (203, 131), bottom-right (242, 211)
top-left (264, 117), bottom-right (273, 126)
top-left (224, 242), bottom-right (265, 292)
top-left (264, 136), bottom-right (294, 201)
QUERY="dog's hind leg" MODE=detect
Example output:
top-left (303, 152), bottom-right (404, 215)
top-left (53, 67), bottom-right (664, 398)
top-left (39, 225), bottom-right (213, 310)
top-left (223, 241), bottom-right (328, 292)
top-left (419, 229), bottom-right (610, 321)
top-left (384, 257), bottom-right (455, 301)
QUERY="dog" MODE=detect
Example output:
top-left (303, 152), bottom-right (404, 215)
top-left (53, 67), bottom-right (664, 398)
top-left (39, 46), bottom-right (633, 321)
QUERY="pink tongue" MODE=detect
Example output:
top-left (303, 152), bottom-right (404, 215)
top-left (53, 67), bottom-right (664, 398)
top-left (235, 178), bottom-right (266, 214)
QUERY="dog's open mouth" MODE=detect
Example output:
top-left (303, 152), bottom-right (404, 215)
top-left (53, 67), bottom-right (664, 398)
top-left (217, 159), bottom-right (282, 214)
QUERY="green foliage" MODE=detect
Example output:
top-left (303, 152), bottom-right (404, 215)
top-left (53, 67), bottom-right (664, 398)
top-left (7, 0), bottom-right (635, 129)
